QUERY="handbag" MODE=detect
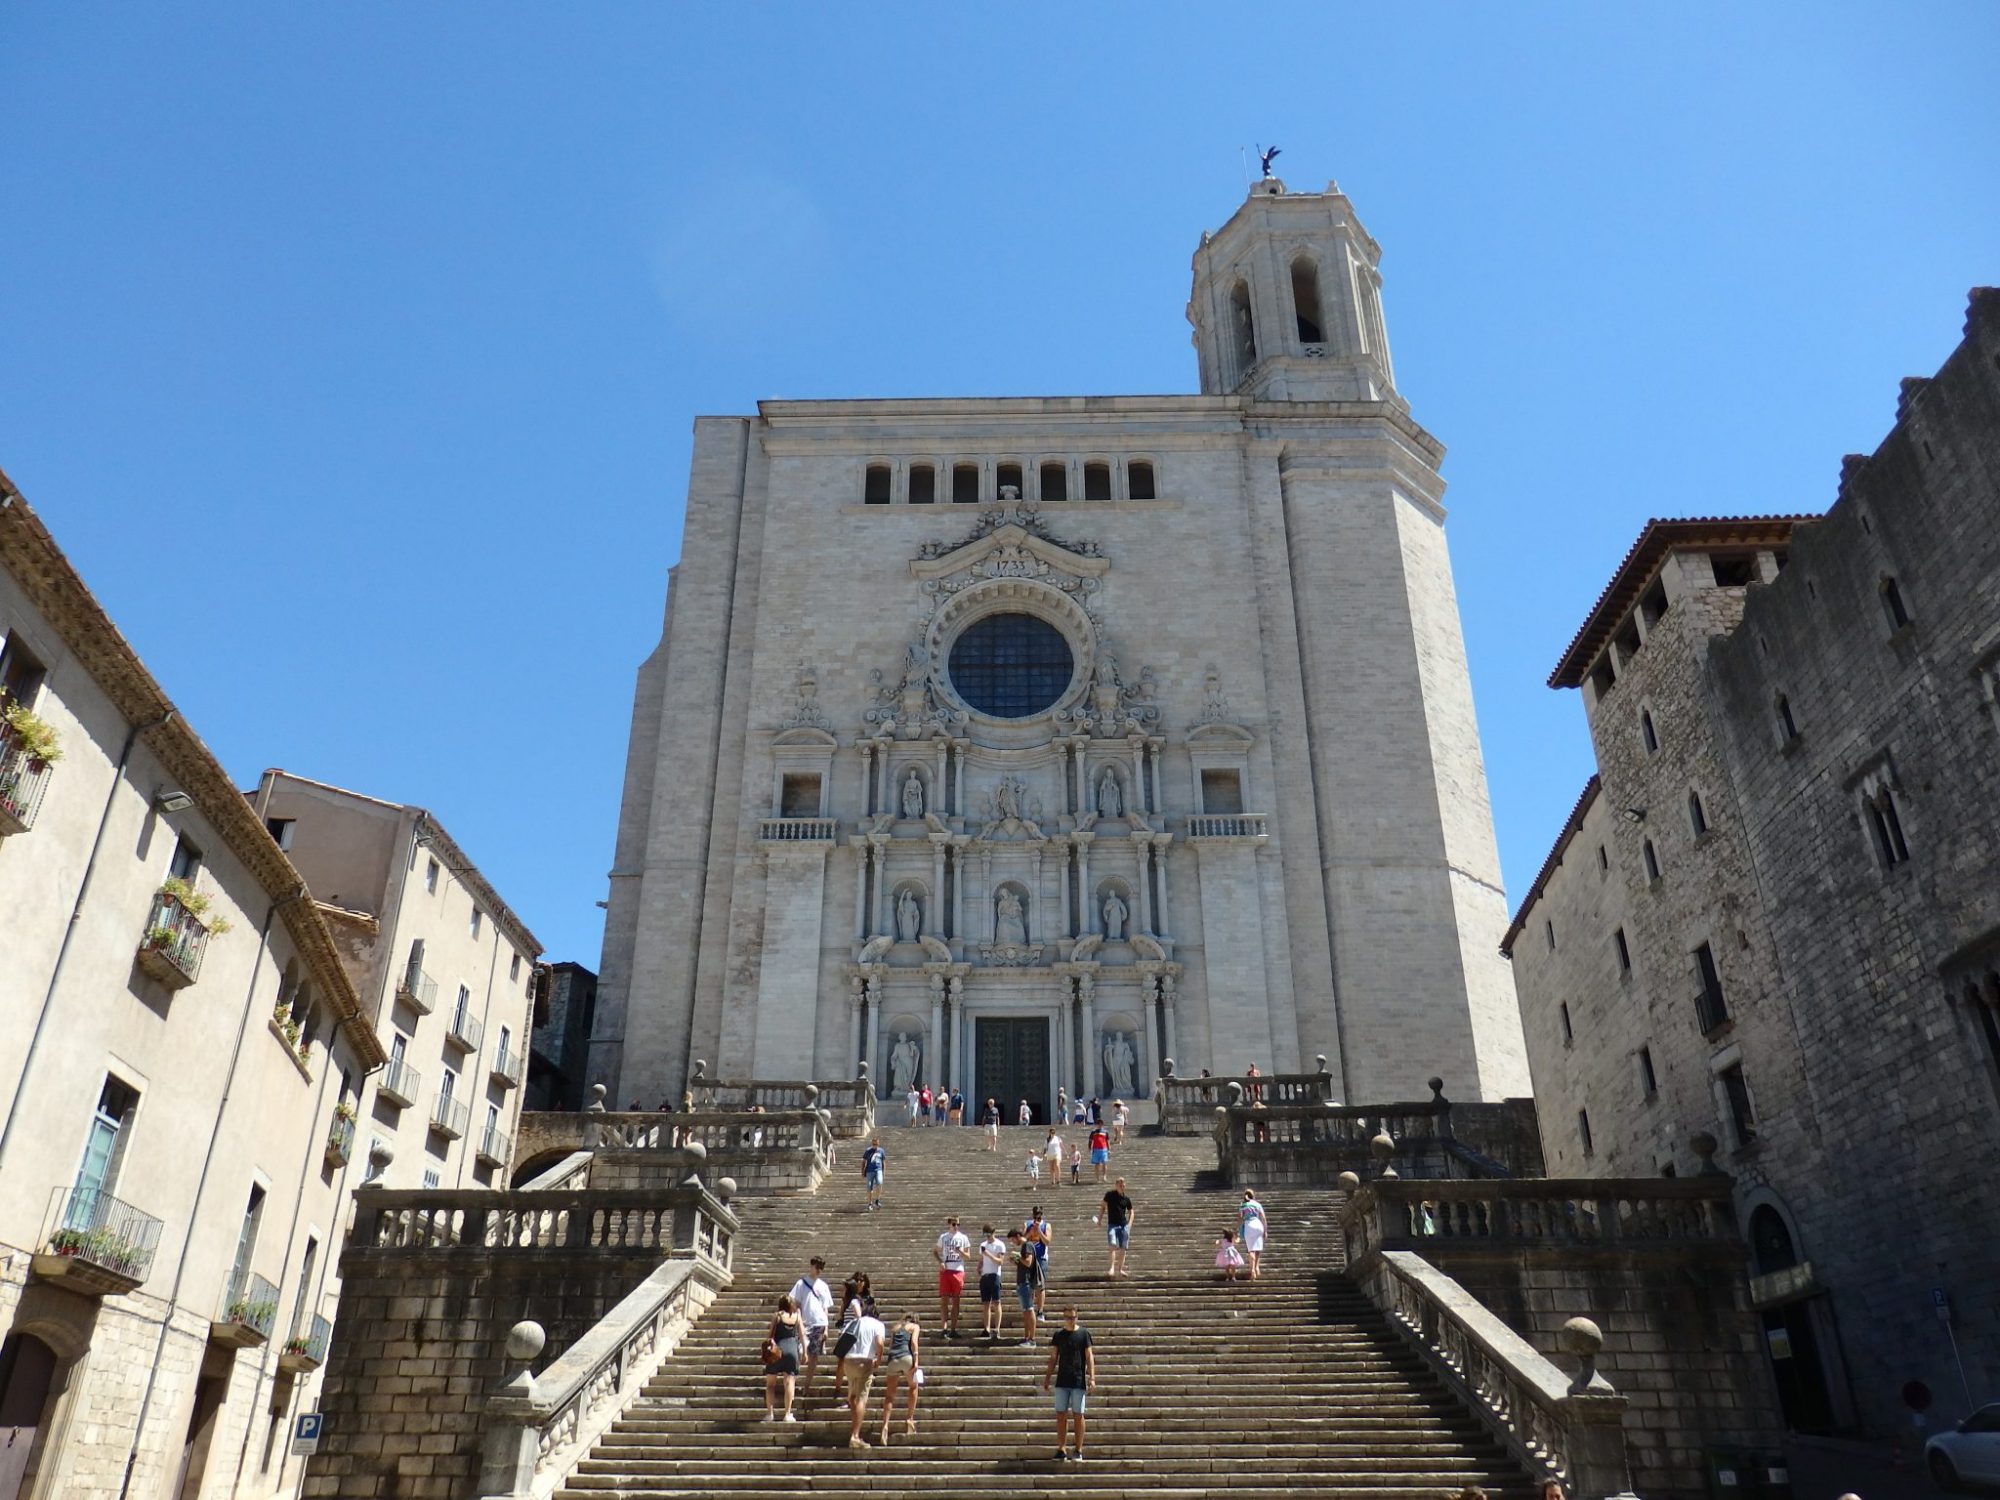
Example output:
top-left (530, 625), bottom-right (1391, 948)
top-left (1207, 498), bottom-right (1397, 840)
top-left (761, 1336), bottom-right (780, 1365)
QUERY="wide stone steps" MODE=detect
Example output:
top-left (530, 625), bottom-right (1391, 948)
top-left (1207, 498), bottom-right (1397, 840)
top-left (554, 1127), bottom-right (1534, 1499)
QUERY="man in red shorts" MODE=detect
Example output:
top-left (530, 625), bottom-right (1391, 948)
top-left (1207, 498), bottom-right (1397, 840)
top-left (933, 1214), bottom-right (972, 1337)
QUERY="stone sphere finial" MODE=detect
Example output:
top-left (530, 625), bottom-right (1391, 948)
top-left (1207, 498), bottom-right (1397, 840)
top-left (1370, 1127), bottom-right (1399, 1180)
top-left (505, 1321), bottom-right (546, 1363)
top-left (717, 1175), bottom-right (738, 1202)
top-left (1161, 1057), bottom-right (1176, 1078)
top-left (1225, 1081), bottom-right (1246, 1107)
top-left (1336, 1170), bottom-right (1361, 1192)
top-left (586, 1083), bottom-right (608, 1114)
top-left (856, 1059), bottom-right (870, 1081)
top-left (366, 1140), bottom-right (395, 1175)
top-left (684, 1138), bottom-right (708, 1163)
top-left (690, 1059), bottom-right (708, 1081)
top-left (1690, 1131), bottom-right (1723, 1175)
top-left (1560, 1315), bottom-right (1606, 1392)
top-left (803, 1084), bottom-right (820, 1104)
top-left (1427, 1077), bottom-right (1446, 1103)
top-left (1315, 1054), bottom-right (1329, 1076)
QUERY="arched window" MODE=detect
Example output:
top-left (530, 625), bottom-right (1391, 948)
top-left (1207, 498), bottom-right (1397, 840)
top-left (951, 464), bottom-right (980, 504)
top-left (1039, 462), bottom-right (1068, 503)
top-left (996, 462), bottom-right (1023, 501)
top-left (1127, 461), bottom-right (1156, 501)
top-left (1880, 575), bottom-right (1911, 631)
top-left (908, 464), bottom-right (935, 505)
top-left (1748, 1205), bottom-right (1799, 1276)
top-left (1290, 257), bottom-right (1324, 343)
top-left (1083, 462), bottom-right (1112, 502)
top-left (863, 465), bottom-right (891, 505)
top-left (1229, 280), bottom-right (1256, 375)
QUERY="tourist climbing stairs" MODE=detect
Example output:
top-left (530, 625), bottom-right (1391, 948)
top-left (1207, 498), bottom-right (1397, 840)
top-left (557, 1124), bottom-right (1539, 1497)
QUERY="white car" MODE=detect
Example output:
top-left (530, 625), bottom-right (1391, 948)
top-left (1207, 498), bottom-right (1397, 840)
top-left (1928, 1403), bottom-right (2000, 1492)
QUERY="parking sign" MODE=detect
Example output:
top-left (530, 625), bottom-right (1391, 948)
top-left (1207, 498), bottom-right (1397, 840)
top-left (290, 1412), bottom-right (323, 1456)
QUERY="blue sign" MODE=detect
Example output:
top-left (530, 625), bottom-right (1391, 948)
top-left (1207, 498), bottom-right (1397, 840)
top-left (291, 1412), bottom-right (324, 1456)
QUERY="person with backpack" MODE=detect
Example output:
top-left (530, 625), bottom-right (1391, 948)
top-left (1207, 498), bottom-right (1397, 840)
top-left (860, 1136), bottom-right (886, 1211)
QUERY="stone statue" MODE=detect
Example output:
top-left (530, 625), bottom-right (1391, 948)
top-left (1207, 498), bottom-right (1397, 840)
top-left (995, 889), bottom-right (1028, 947)
top-left (889, 1032), bottom-right (921, 1097)
top-left (896, 889), bottom-right (921, 942)
top-left (1102, 889), bottom-right (1128, 941)
top-left (901, 770), bottom-right (924, 819)
top-left (995, 776), bottom-right (1023, 822)
top-left (1092, 649), bottom-right (1121, 693)
top-left (900, 641), bottom-right (928, 691)
top-left (1103, 1031), bottom-right (1137, 1098)
top-left (1098, 769), bottom-right (1122, 818)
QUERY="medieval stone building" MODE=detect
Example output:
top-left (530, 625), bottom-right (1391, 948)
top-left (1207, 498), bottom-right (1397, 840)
top-left (1505, 288), bottom-right (2000, 1441)
top-left (595, 179), bottom-right (1533, 1118)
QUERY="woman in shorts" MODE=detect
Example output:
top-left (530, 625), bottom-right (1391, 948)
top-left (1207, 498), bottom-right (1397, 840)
top-left (1008, 1228), bottom-right (1043, 1345)
top-left (876, 1311), bottom-right (922, 1444)
top-left (763, 1294), bottom-right (802, 1421)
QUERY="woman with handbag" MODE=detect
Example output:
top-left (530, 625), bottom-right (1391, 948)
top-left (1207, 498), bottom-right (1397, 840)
top-left (876, 1310), bottom-right (923, 1444)
top-left (762, 1294), bottom-right (803, 1421)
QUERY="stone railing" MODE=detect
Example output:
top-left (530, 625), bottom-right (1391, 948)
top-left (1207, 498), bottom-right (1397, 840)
top-left (1342, 1176), bottom-right (1738, 1268)
top-left (1155, 1067), bottom-right (1335, 1133)
top-left (1184, 812), bottom-right (1268, 840)
top-left (1354, 1249), bottom-right (1633, 1498)
top-left (757, 817), bottom-right (839, 843)
top-left (516, 1108), bottom-right (837, 1195)
top-left (1210, 1080), bottom-right (1545, 1185)
top-left (688, 1073), bottom-right (876, 1138)
top-left (352, 1185), bottom-right (735, 1275)
top-left (478, 1260), bottom-right (721, 1498)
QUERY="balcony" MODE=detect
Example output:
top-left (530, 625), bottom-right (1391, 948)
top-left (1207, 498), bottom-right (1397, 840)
top-left (212, 1270), bottom-right (279, 1348)
top-left (1186, 812), bottom-right (1269, 841)
top-left (475, 1122), bottom-right (512, 1168)
top-left (33, 1186), bottom-right (164, 1296)
top-left (377, 1057), bottom-right (421, 1109)
top-left (278, 1312), bottom-right (332, 1374)
top-left (137, 888), bottom-right (210, 989)
top-left (429, 1093), bottom-right (469, 1140)
top-left (325, 1114), bottom-right (356, 1170)
top-left (444, 1007), bottom-right (484, 1053)
top-left (489, 1043), bottom-right (523, 1090)
top-left (396, 964), bottom-right (438, 1015)
top-left (0, 720), bottom-right (55, 835)
top-left (759, 817), bottom-right (839, 844)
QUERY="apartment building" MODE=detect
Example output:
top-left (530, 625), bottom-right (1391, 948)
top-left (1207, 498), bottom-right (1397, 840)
top-left (0, 480), bottom-right (386, 1499)
top-left (250, 773), bottom-right (542, 1196)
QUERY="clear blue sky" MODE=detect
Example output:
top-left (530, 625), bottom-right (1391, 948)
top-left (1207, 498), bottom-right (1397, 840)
top-left (4, 6), bottom-right (1995, 969)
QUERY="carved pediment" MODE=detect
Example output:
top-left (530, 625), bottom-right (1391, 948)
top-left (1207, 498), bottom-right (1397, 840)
top-left (913, 505), bottom-right (1109, 578)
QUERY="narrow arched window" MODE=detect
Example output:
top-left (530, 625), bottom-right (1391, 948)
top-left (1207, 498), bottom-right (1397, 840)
top-left (1880, 575), bottom-right (1911, 631)
top-left (908, 464), bottom-right (935, 505)
top-left (1039, 462), bottom-right (1068, 503)
top-left (996, 462), bottom-right (1023, 501)
top-left (1083, 462), bottom-right (1112, 501)
top-left (864, 464), bottom-right (891, 505)
top-left (952, 464), bottom-right (980, 504)
top-left (1127, 461), bottom-right (1156, 500)
top-left (1229, 280), bottom-right (1256, 374)
top-left (1290, 257), bottom-right (1324, 343)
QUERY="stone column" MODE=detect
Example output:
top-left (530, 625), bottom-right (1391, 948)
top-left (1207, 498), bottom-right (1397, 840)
top-left (1077, 974), bottom-right (1097, 1099)
top-left (1030, 845), bottom-right (1044, 941)
top-left (1058, 841), bottom-right (1073, 939)
top-left (934, 738), bottom-right (949, 816)
top-left (1127, 736), bottom-right (1147, 813)
top-left (1072, 736), bottom-right (1089, 814)
top-left (951, 843), bottom-right (966, 942)
top-left (1152, 835), bottom-right (1173, 937)
top-left (929, 838), bottom-right (947, 935)
top-left (1132, 834), bottom-right (1155, 935)
top-left (928, 975), bottom-right (946, 1093)
top-left (1147, 740), bottom-right (1163, 815)
top-left (1056, 981), bottom-right (1075, 1102)
top-left (948, 975), bottom-right (967, 1105)
top-left (854, 842), bottom-right (872, 941)
top-left (1160, 974), bottom-right (1179, 1065)
top-left (847, 977), bottom-right (864, 1075)
top-left (871, 835), bottom-right (891, 939)
top-left (864, 976), bottom-right (883, 1098)
top-left (952, 742), bottom-right (965, 818)
top-left (1076, 834), bottom-right (1095, 934)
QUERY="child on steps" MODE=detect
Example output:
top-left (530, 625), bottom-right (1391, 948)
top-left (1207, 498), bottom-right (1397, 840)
top-left (1214, 1227), bottom-right (1245, 1280)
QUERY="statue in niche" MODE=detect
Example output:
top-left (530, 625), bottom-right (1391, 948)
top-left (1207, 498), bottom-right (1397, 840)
top-left (1092, 649), bottom-right (1122, 694)
top-left (901, 770), bottom-right (925, 819)
top-left (994, 776), bottom-right (1024, 822)
top-left (1102, 889), bottom-right (1129, 941)
top-left (889, 1032), bottom-right (922, 1097)
top-left (1098, 768), bottom-right (1123, 818)
top-left (896, 888), bottom-right (922, 942)
top-left (995, 889), bottom-right (1028, 947)
top-left (900, 641), bottom-right (928, 691)
top-left (1103, 1031), bottom-right (1137, 1098)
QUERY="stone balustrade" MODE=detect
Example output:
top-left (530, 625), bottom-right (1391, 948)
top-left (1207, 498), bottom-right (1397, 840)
top-left (1343, 1176), bottom-right (1737, 1267)
top-left (688, 1072), bottom-right (876, 1138)
top-left (516, 1108), bottom-right (837, 1195)
top-left (1154, 1067), bottom-right (1334, 1133)
top-left (353, 1183), bottom-right (736, 1273)
top-left (1212, 1087), bottom-right (1544, 1186)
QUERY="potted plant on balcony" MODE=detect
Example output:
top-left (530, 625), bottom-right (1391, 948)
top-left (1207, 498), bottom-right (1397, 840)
top-left (272, 1001), bottom-right (302, 1047)
top-left (2, 700), bottom-right (63, 770)
top-left (226, 1293), bottom-right (277, 1329)
top-left (160, 876), bottom-right (233, 935)
top-left (50, 1224), bottom-right (143, 1280)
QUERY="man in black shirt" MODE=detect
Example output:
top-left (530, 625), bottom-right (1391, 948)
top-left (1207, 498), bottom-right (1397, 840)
top-left (1040, 1305), bottom-right (1095, 1461)
top-left (1098, 1177), bottom-right (1134, 1278)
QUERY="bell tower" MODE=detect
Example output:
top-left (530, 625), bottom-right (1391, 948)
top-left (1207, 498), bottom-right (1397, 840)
top-left (1187, 176), bottom-right (1399, 404)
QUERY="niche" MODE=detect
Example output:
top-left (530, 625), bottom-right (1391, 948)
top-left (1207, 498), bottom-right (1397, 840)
top-left (1095, 879), bottom-right (1135, 942)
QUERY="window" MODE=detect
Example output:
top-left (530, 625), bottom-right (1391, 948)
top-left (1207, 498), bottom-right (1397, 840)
top-left (1965, 971), bottom-right (2000, 1108)
top-left (1880, 575), bottom-right (1911, 631)
top-left (863, 464), bottom-right (892, 505)
top-left (1039, 461), bottom-right (1068, 503)
top-left (1694, 941), bottom-right (1729, 1033)
top-left (1711, 554), bottom-right (1757, 587)
top-left (1199, 769), bottom-right (1244, 815)
top-left (74, 1076), bottom-right (140, 1206)
top-left (995, 462), bottom-right (1023, 500)
top-left (1688, 790), bottom-right (1709, 838)
top-left (1126, 461), bottom-right (1156, 501)
top-left (485, 1103), bottom-right (500, 1139)
top-left (293, 1236), bottom-right (319, 1337)
top-left (1083, 462), bottom-right (1112, 501)
top-left (497, 1025), bottom-right (512, 1066)
top-left (947, 613), bottom-right (1074, 719)
top-left (1577, 1109), bottom-right (1593, 1155)
top-left (228, 1184), bottom-right (267, 1297)
top-left (1776, 694), bottom-right (1799, 742)
top-left (1597, 844), bottom-right (1609, 873)
top-left (1864, 783), bottom-right (1910, 868)
top-left (1638, 1045), bottom-right (1658, 1099)
top-left (1718, 1062), bottom-right (1755, 1146)
top-left (265, 817), bottom-right (295, 851)
top-left (780, 773), bottom-right (822, 818)
top-left (168, 833), bottom-right (203, 884)
top-left (422, 1169), bottom-right (440, 1190)
top-left (908, 464), bottom-right (936, 505)
top-left (390, 1031), bottom-right (408, 1066)
top-left (1544, 920), bottom-right (1556, 952)
top-left (1290, 256), bottom-right (1324, 343)
top-left (1640, 710), bottom-right (1659, 755)
top-left (1589, 655), bottom-right (1616, 698)
top-left (951, 463), bottom-right (980, 505)
top-left (1229, 280), bottom-right (1257, 373)
top-left (1559, 1002), bottom-right (1573, 1045)
top-left (1643, 839), bottom-right (1661, 882)
top-left (469, 907), bottom-right (483, 939)
top-left (425, 857), bottom-right (440, 895)
top-left (440, 1068), bottom-right (458, 1103)
top-left (509, 953), bottom-right (522, 982)
top-left (453, 985), bottom-right (472, 1031)
top-left (0, 635), bottom-right (47, 705)
top-left (1638, 578), bottom-right (1669, 630)
top-left (1614, 928), bottom-right (1631, 975)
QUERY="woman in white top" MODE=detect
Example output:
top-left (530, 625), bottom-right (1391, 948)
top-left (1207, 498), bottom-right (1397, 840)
top-left (1238, 1189), bottom-right (1269, 1279)
top-left (1042, 1129), bottom-right (1065, 1185)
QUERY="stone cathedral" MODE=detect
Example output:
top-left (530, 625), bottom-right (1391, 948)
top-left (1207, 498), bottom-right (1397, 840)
top-left (595, 177), bottom-right (1533, 1119)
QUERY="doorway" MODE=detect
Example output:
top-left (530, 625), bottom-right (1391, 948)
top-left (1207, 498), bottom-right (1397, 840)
top-left (976, 1017), bottom-right (1050, 1124)
top-left (173, 1371), bottom-right (229, 1500)
top-left (0, 1334), bottom-right (57, 1500)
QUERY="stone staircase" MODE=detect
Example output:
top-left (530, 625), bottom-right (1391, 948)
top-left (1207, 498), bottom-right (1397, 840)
top-left (556, 1125), bottom-right (1540, 1498)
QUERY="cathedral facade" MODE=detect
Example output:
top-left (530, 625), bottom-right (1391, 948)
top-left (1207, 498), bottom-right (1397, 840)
top-left (595, 178), bottom-right (1531, 1116)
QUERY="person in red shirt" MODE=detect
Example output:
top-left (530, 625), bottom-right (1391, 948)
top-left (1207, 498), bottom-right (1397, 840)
top-left (1088, 1124), bottom-right (1111, 1184)
top-left (916, 1085), bottom-right (933, 1125)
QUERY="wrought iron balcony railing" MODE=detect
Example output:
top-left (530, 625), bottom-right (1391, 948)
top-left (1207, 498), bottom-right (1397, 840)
top-left (213, 1269), bottom-right (279, 1347)
top-left (0, 721), bottom-right (55, 835)
top-left (444, 1007), bottom-right (484, 1052)
top-left (280, 1311), bottom-right (332, 1372)
top-left (429, 1093), bottom-right (470, 1140)
top-left (377, 1057), bottom-right (421, 1109)
top-left (489, 1042), bottom-right (523, 1089)
top-left (137, 888), bottom-right (210, 988)
top-left (35, 1185), bottom-right (164, 1295)
top-left (475, 1123), bottom-right (512, 1167)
